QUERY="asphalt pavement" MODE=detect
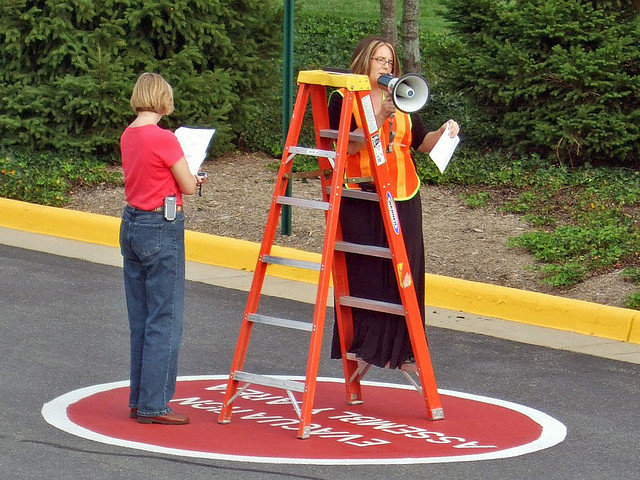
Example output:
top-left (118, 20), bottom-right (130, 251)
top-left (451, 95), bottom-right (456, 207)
top-left (1, 232), bottom-right (639, 479)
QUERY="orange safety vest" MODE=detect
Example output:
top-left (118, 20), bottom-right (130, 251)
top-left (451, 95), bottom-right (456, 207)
top-left (337, 89), bottom-right (421, 201)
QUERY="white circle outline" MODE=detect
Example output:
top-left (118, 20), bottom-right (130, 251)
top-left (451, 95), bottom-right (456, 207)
top-left (42, 375), bottom-right (566, 465)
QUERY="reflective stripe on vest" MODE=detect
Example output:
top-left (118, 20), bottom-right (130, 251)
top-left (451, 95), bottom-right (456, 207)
top-left (338, 89), bottom-right (420, 201)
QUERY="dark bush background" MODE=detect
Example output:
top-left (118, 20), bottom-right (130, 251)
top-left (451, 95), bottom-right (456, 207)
top-left (440, 0), bottom-right (639, 167)
top-left (0, 0), bottom-right (283, 158)
top-left (0, 0), bottom-right (638, 167)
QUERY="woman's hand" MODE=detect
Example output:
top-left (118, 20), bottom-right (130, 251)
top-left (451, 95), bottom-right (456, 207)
top-left (376, 95), bottom-right (396, 125)
top-left (170, 157), bottom-right (198, 195)
top-left (195, 172), bottom-right (208, 185)
top-left (440, 119), bottom-right (460, 137)
top-left (418, 119), bottom-right (461, 153)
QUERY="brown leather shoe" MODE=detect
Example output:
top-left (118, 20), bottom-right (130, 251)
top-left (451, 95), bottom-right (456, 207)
top-left (137, 411), bottom-right (190, 425)
top-left (129, 408), bottom-right (137, 418)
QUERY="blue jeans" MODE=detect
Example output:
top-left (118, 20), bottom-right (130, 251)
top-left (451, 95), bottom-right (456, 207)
top-left (119, 205), bottom-right (185, 417)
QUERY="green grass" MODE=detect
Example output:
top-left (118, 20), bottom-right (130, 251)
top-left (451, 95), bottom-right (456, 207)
top-left (622, 268), bottom-right (640, 309)
top-left (0, 149), bottom-right (122, 207)
top-left (416, 151), bottom-right (640, 304)
top-left (298, 0), bottom-right (449, 34)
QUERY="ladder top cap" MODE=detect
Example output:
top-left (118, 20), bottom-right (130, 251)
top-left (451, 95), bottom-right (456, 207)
top-left (297, 70), bottom-right (371, 91)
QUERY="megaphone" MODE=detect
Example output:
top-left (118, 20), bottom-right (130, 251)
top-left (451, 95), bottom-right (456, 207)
top-left (377, 73), bottom-right (429, 113)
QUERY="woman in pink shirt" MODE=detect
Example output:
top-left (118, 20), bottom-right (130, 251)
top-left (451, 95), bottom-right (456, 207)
top-left (119, 73), bottom-right (206, 425)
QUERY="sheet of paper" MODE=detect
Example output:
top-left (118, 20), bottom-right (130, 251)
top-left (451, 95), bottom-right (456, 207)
top-left (428, 125), bottom-right (460, 174)
top-left (174, 127), bottom-right (216, 175)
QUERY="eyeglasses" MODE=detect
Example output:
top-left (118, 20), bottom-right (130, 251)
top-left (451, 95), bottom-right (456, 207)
top-left (371, 56), bottom-right (394, 68)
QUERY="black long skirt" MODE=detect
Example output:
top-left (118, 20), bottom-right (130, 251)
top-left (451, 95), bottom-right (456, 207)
top-left (330, 191), bottom-right (425, 369)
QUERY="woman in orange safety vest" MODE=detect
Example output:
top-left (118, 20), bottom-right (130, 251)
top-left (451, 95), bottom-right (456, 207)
top-left (328, 36), bottom-right (460, 369)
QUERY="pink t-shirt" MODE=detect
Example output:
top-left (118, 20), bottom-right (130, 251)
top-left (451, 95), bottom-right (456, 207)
top-left (120, 124), bottom-right (185, 210)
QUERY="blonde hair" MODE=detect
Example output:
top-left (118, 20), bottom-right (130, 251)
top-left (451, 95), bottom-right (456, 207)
top-left (350, 36), bottom-right (401, 77)
top-left (129, 72), bottom-right (175, 115)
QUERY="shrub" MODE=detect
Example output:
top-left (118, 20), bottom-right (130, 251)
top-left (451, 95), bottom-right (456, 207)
top-left (0, 0), bottom-right (283, 160)
top-left (0, 4), bottom-right (464, 159)
top-left (0, 148), bottom-right (121, 206)
top-left (622, 268), bottom-right (640, 309)
top-left (238, 15), bottom-right (376, 155)
top-left (441, 0), bottom-right (640, 166)
top-left (504, 163), bottom-right (640, 288)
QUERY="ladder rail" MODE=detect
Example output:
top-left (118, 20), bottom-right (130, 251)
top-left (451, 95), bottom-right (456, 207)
top-left (351, 90), bottom-right (443, 418)
top-left (295, 83), bottom-right (356, 439)
top-left (322, 90), bottom-right (365, 408)
top-left (218, 83), bottom-right (313, 423)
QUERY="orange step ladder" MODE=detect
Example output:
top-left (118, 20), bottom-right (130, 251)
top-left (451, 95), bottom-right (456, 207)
top-left (217, 70), bottom-right (443, 439)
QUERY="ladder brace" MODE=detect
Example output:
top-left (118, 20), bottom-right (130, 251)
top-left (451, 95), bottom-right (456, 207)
top-left (261, 255), bottom-right (321, 271)
top-left (249, 313), bottom-right (313, 332)
top-left (232, 371), bottom-right (306, 393)
top-left (339, 295), bottom-right (405, 316)
top-left (276, 196), bottom-right (329, 211)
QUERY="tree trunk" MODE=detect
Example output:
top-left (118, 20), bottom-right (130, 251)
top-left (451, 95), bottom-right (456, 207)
top-left (380, 0), bottom-right (398, 46)
top-left (402, 0), bottom-right (420, 73)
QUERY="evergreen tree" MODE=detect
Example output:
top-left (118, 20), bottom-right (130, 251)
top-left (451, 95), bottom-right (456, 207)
top-left (442, 0), bottom-right (639, 166)
top-left (0, 0), bottom-right (283, 159)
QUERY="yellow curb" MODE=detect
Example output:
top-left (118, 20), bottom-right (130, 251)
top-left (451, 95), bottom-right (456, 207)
top-left (1, 197), bottom-right (121, 247)
top-left (1, 197), bottom-right (638, 344)
top-left (425, 274), bottom-right (639, 344)
top-left (185, 230), bottom-right (321, 284)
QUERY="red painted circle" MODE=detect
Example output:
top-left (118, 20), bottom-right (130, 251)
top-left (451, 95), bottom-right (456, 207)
top-left (43, 376), bottom-right (565, 464)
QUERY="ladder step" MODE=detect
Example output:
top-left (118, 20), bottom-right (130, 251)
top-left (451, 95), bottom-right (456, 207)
top-left (339, 295), bottom-right (405, 316)
top-left (232, 371), bottom-right (306, 393)
top-left (288, 146), bottom-right (336, 159)
top-left (276, 196), bottom-right (329, 210)
top-left (345, 176), bottom-right (374, 185)
top-left (249, 313), bottom-right (313, 332)
top-left (319, 128), bottom-right (365, 143)
top-left (284, 169), bottom-right (332, 180)
top-left (261, 255), bottom-right (321, 271)
top-left (327, 186), bottom-right (379, 202)
top-left (342, 189), bottom-right (379, 201)
top-left (334, 240), bottom-right (392, 259)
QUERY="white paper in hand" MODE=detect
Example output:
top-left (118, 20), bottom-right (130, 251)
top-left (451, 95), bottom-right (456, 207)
top-left (428, 125), bottom-right (460, 174)
top-left (174, 127), bottom-right (216, 175)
